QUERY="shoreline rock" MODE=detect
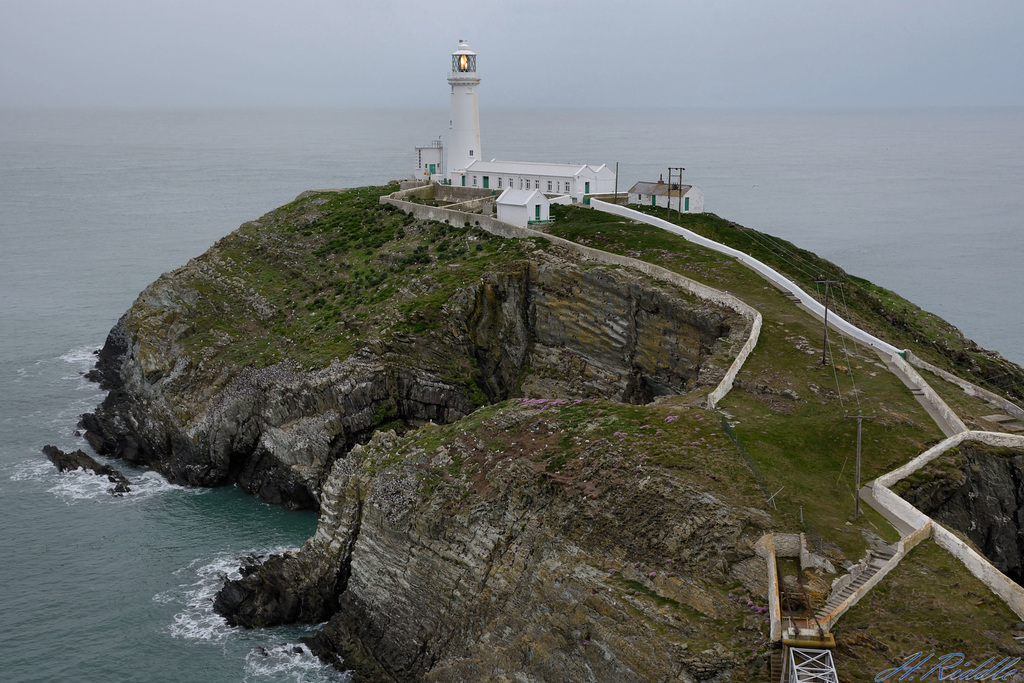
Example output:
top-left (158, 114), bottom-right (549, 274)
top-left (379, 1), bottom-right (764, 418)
top-left (42, 444), bottom-right (131, 495)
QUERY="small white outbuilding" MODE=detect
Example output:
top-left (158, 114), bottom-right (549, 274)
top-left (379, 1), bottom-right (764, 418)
top-left (496, 188), bottom-right (550, 228)
top-left (628, 179), bottom-right (704, 213)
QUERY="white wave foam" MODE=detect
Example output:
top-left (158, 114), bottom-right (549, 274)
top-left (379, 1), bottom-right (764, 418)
top-left (7, 449), bottom-right (202, 504)
top-left (158, 548), bottom-right (298, 643)
top-left (47, 464), bottom-right (120, 502)
top-left (126, 470), bottom-right (204, 499)
top-left (60, 345), bottom-right (101, 367)
top-left (244, 643), bottom-right (351, 682)
top-left (7, 457), bottom-right (54, 483)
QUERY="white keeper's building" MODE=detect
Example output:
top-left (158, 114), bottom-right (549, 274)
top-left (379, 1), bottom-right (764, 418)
top-left (495, 188), bottom-right (551, 227)
top-left (458, 159), bottom-right (615, 201)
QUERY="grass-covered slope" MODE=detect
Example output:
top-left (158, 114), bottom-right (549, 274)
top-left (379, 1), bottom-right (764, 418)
top-left (146, 184), bottom-right (535, 381)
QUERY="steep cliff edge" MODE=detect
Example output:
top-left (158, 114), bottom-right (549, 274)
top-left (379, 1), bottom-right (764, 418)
top-left (898, 443), bottom-right (1024, 582)
top-left (82, 187), bottom-right (747, 510)
top-left (216, 401), bottom-right (775, 681)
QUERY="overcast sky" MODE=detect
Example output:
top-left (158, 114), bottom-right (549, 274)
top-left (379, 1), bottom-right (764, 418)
top-left (2, 0), bottom-right (1022, 109)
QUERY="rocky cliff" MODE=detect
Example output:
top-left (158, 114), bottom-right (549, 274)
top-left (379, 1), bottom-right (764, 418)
top-left (81, 187), bottom-right (774, 679)
top-left (82, 188), bottom-right (747, 510)
top-left (898, 443), bottom-right (1024, 583)
top-left (216, 404), bottom-right (775, 681)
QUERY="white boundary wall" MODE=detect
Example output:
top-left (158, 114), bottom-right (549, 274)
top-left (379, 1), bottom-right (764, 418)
top-left (755, 535), bottom-right (784, 642)
top-left (905, 350), bottom-right (1024, 422)
top-left (589, 201), bottom-right (973, 434)
top-left (885, 352), bottom-right (969, 434)
top-left (381, 187), bottom-right (762, 409)
top-left (868, 430), bottom-right (1024, 620)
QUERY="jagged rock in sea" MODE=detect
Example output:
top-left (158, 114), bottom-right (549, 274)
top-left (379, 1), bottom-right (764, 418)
top-left (42, 444), bottom-right (131, 494)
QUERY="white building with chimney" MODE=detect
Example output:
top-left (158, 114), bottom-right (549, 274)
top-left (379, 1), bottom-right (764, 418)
top-left (628, 178), bottom-right (704, 213)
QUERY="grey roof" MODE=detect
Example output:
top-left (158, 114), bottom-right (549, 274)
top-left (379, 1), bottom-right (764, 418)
top-left (496, 188), bottom-right (546, 206)
top-left (467, 159), bottom-right (589, 176)
top-left (629, 181), bottom-right (692, 197)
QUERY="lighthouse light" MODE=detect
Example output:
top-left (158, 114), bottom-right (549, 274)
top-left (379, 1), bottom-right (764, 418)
top-left (459, 55), bottom-right (468, 71)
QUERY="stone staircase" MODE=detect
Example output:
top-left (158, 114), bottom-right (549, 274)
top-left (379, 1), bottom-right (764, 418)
top-left (769, 648), bottom-right (784, 682)
top-left (815, 546), bottom-right (896, 621)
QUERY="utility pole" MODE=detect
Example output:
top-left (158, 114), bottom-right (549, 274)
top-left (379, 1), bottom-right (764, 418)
top-left (614, 162), bottom-right (619, 204)
top-left (667, 166), bottom-right (685, 219)
top-left (815, 278), bottom-right (841, 365)
top-left (848, 413), bottom-right (875, 517)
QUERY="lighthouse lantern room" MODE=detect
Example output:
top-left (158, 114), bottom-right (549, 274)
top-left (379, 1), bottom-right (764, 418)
top-left (447, 40), bottom-right (482, 183)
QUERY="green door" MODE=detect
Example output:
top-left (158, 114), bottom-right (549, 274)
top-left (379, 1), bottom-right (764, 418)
top-left (535, 204), bottom-right (541, 220)
top-left (429, 164), bottom-right (436, 175)
top-left (651, 195), bottom-right (656, 206)
top-left (483, 176), bottom-right (489, 189)
top-left (584, 182), bottom-right (590, 194)
top-left (461, 175), bottom-right (465, 187)
top-left (684, 196), bottom-right (690, 211)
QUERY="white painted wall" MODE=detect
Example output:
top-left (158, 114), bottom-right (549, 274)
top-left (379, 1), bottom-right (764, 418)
top-left (629, 187), bottom-right (705, 213)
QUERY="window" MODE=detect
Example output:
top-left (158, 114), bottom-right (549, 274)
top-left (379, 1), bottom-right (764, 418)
top-left (565, 181), bottom-right (571, 192)
top-left (526, 179), bottom-right (530, 189)
top-left (497, 177), bottom-right (502, 188)
top-left (472, 175), bottom-right (477, 186)
top-left (547, 180), bottom-right (552, 192)
top-left (469, 150), bottom-right (474, 157)
top-left (509, 178), bottom-right (513, 188)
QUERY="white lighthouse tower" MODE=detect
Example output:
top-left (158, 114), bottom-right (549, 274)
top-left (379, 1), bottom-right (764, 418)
top-left (447, 40), bottom-right (481, 184)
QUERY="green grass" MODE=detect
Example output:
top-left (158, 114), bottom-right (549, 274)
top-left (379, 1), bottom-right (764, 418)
top-left (128, 186), bottom-right (538, 389)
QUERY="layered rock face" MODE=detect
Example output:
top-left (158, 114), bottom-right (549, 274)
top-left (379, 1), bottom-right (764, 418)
top-left (216, 408), bottom-right (773, 682)
top-left (900, 443), bottom-right (1024, 582)
top-left (83, 246), bottom-right (744, 509)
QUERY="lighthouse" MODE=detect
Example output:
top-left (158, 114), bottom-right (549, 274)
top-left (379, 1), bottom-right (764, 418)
top-left (447, 40), bottom-right (481, 183)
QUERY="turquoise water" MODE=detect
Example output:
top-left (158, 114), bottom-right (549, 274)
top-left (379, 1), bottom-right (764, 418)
top-left (1, 108), bottom-right (1021, 681)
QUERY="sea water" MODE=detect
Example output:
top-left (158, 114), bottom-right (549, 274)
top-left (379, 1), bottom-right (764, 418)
top-left (1, 107), bottom-right (1021, 681)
